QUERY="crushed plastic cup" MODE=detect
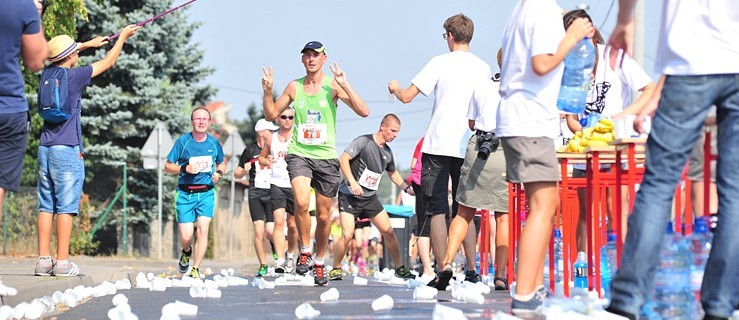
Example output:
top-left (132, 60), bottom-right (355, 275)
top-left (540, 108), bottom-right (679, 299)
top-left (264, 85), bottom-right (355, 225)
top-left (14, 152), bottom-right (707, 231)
top-left (300, 275), bottom-right (314, 286)
top-left (205, 267), bottom-right (213, 275)
top-left (472, 282), bottom-right (491, 295)
top-left (294, 302), bottom-right (320, 319)
top-left (407, 279), bottom-right (425, 288)
top-left (204, 279), bottom-right (218, 289)
top-left (205, 288), bottom-right (222, 298)
top-left (38, 296), bottom-right (54, 313)
top-left (0, 284), bottom-right (18, 297)
top-left (108, 306), bottom-right (138, 320)
top-left (352, 276), bottom-right (368, 286)
top-left (433, 304), bottom-right (468, 320)
top-left (388, 276), bottom-right (407, 285)
top-left (319, 288), bottom-right (340, 302)
top-left (462, 291), bottom-right (485, 304)
top-left (23, 301), bottom-right (45, 320)
top-left (413, 286), bottom-right (438, 300)
top-left (174, 301), bottom-right (198, 317)
top-left (146, 273), bottom-right (155, 281)
top-left (189, 286), bottom-right (206, 298)
top-left (12, 302), bottom-right (29, 320)
top-left (112, 293), bottom-right (128, 306)
top-left (371, 294), bottom-right (394, 311)
top-left (115, 279), bottom-right (132, 290)
top-left (263, 281), bottom-right (275, 289)
top-left (52, 291), bottom-right (64, 304)
top-left (227, 268), bottom-right (235, 275)
top-left (0, 305), bottom-right (13, 320)
top-left (149, 279), bottom-right (167, 292)
top-left (61, 292), bottom-right (77, 307)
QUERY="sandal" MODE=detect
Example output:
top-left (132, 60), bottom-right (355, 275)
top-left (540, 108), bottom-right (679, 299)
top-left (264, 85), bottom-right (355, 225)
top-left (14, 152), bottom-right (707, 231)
top-left (493, 276), bottom-right (509, 291)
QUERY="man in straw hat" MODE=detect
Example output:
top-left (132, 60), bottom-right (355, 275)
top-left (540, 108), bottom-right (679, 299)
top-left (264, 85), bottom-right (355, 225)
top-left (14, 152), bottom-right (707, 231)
top-left (0, 0), bottom-right (47, 240)
top-left (261, 41), bottom-right (369, 286)
top-left (35, 25), bottom-right (140, 277)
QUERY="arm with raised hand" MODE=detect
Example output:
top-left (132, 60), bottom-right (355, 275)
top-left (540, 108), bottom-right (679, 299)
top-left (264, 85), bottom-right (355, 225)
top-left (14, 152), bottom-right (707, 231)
top-left (331, 62), bottom-right (369, 117)
top-left (91, 25), bottom-right (141, 78)
top-left (607, 0), bottom-right (637, 70)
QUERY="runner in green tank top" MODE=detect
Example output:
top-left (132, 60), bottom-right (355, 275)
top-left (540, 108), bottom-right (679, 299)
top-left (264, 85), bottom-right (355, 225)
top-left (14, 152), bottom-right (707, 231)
top-left (261, 41), bottom-right (369, 286)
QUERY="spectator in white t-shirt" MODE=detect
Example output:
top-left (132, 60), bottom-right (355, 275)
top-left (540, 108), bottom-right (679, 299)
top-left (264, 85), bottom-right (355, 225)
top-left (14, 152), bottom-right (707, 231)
top-left (605, 1), bottom-right (739, 319)
top-left (561, 10), bottom-right (655, 253)
top-left (387, 13), bottom-right (491, 289)
top-left (497, 0), bottom-right (592, 316)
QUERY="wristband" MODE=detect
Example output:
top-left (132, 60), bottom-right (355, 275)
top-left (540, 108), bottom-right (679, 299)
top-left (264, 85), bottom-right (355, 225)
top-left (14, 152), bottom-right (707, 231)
top-left (216, 170), bottom-right (223, 176)
top-left (404, 185), bottom-right (411, 192)
top-left (180, 164), bottom-right (188, 174)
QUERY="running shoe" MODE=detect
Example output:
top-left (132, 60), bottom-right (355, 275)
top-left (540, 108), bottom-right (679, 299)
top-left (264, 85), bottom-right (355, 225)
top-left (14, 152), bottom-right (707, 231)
top-left (187, 266), bottom-right (201, 279)
top-left (394, 265), bottom-right (415, 279)
top-left (257, 264), bottom-right (268, 276)
top-left (285, 257), bottom-right (295, 273)
top-left (178, 246), bottom-right (192, 274)
top-left (52, 261), bottom-right (84, 277)
top-left (464, 270), bottom-right (482, 283)
top-left (511, 285), bottom-right (548, 317)
top-left (34, 257), bottom-right (54, 276)
top-left (328, 268), bottom-right (343, 281)
top-left (314, 264), bottom-right (328, 286)
top-left (275, 259), bottom-right (286, 274)
top-left (296, 253), bottom-right (313, 275)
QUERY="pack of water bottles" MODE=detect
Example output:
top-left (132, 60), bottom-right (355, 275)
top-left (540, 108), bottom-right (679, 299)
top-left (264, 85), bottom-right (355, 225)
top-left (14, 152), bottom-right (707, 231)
top-left (645, 222), bottom-right (696, 320)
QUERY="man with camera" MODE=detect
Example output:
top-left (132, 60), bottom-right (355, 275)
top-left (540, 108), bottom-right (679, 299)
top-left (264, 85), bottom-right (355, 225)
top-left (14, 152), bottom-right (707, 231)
top-left (436, 62), bottom-right (509, 289)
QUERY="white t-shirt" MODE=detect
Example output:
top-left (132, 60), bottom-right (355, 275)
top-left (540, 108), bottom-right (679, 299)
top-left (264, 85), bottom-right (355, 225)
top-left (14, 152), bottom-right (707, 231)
top-left (270, 131), bottom-right (292, 188)
top-left (413, 51), bottom-right (492, 158)
top-left (467, 78), bottom-right (501, 132)
top-left (657, 0), bottom-right (739, 75)
top-left (496, 0), bottom-right (565, 139)
top-left (584, 45), bottom-right (652, 117)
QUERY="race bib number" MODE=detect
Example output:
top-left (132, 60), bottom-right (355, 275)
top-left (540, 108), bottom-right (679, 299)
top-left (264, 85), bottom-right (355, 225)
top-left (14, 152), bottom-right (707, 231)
top-left (357, 168), bottom-right (382, 191)
top-left (254, 164), bottom-right (271, 189)
top-left (189, 156), bottom-right (212, 173)
top-left (298, 123), bottom-right (327, 145)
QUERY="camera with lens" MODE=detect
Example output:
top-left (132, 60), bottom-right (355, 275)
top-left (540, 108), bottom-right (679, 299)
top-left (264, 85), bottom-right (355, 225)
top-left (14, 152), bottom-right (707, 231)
top-left (477, 131), bottom-right (499, 160)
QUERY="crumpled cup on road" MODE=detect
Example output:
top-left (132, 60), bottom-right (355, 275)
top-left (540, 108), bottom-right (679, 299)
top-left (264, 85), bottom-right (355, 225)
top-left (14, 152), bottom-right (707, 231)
top-left (352, 276), bottom-right (368, 286)
top-left (294, 302), bottom-right (320, 319)
top-left (0, 305), bottom-right (13, 320)
top-left (413, 286), bottom-right (438, 300)
top-left (433, 304), bottom-right (468, 320)
top-left (371, 294), bottom-right (394, 311)
top-left (319, 288), bottom-right (339, 302)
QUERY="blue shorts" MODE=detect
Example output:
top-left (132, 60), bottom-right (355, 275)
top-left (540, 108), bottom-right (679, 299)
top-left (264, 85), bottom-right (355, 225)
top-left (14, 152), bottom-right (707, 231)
top-left (37, 145), bottom-right (84, 215)
top-left (175, 188), bottom-right (215, 223)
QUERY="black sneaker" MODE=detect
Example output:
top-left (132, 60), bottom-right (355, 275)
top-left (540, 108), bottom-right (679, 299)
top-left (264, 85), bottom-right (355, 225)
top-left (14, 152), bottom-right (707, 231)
top-left (394, 265), bottom-right (415, 279)
top-left (178, 246), bottom-right (192, 274)
top-left (314, 264), bottom-right (328, 286)
top-left (296, 252), bottom-right (313, 275)
top-left (464, 270), bottom-right (481, 283)
top-left (604, 306), bottom-right (637, 320)
top-left (511, 286), bottom-right (548, 317)
top-left (428, 267), bottom-right (453, 290)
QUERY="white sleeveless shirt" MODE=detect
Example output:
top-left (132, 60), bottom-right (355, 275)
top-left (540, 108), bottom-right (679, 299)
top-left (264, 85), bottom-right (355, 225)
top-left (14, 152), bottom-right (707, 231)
top-left (270, 131), bottom-right (292, 188)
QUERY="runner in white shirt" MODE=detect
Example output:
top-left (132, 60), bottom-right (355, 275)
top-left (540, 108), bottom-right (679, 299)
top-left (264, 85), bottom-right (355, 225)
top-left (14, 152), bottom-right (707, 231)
top-left (387, 14), bottom-right (491, 278)
top-left (259, 108), bottom-right (299, 274)
top-left (497, 0), bottom-right (592, 315)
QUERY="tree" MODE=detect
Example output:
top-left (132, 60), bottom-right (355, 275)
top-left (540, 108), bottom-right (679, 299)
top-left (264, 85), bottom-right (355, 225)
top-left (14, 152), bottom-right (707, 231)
top-left (73, 0), bottom-right (215, 253)
top-left (232, 102), bottom-right (264, 147)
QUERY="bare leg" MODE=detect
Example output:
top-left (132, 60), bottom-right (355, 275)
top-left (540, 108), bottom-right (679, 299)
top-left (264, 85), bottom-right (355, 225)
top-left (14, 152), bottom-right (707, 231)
top-left (515, 181), bottom-right (558, 296)
top-left (272, 208), bottom-right (287, 261)
top-left (290, 177), bottom-right (312, 252)
top-left (371, 211), bottom-right (402, 266)
top-left (191, 217), bottom-right (211, 268)
top-left (314, 193), bottom-right (333, 260)
top-left (178, 222), bottom-right (194, 251)
top-left (441, 205), bottom-right (475, 267)
top-left (332, 212), bottom-right (355, 268)
top-left (56, 214), bottom-right (74, 260)
top-left (253, 220), bottom-right (266, 265)
top-left (37, 212), bottom-right (54, 256)
top-left (286, 214), bottom-right (298, 255)
top-left (495, 212), bottom-right (510, 282)
top-left (462, 217), bottom-right (477, 271)
top-left (417, 237), bottom-right (434, 275)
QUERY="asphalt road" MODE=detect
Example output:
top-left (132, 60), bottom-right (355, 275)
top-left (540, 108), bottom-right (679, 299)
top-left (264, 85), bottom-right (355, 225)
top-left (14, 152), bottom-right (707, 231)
top-left (56, 274), bottom-right (523, 320)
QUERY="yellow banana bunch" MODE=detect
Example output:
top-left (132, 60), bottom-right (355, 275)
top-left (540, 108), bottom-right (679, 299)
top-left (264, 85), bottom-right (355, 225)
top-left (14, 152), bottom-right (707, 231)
top-left (563, 117), bottom-right (617, 153)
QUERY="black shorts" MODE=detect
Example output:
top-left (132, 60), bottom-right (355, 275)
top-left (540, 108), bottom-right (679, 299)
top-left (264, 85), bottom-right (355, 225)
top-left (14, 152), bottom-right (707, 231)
top-left (337, 193), bottom-right (385, 219)
top-left (356, 213), bottom-right (371, 229)
top-left (285, 154), bottom-right (341, 198)
top-left (0, 111), bottom-right (28, 192)
top-left (248, 188), bottom-right (273, 222)
top-left (270, 184), bottom-right (295, 214)
top-left (421, 154), bottom-right (463, 217)
top-left (412, 182), bottom-right (431, 237)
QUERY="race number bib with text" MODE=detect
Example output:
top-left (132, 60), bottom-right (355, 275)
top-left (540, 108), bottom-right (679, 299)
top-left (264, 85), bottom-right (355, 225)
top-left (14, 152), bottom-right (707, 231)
top-left (358, 168), bottom-right (382, 191)
top-left (298, 123), bottom-right (327, 145)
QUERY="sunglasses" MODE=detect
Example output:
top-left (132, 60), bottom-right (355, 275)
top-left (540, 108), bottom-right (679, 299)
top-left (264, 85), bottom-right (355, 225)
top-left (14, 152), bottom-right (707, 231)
top-left (280, 115), bottom-right (294, 120)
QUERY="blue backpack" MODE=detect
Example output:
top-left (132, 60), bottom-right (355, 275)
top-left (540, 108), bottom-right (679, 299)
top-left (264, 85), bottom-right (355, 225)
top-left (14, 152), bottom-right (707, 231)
top-left (37, 66), bottom-right (71, 123)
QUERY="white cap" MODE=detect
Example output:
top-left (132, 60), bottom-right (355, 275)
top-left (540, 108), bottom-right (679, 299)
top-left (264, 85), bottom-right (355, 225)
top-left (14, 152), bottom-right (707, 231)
top-left (254, 119), bottom-right (278, 132)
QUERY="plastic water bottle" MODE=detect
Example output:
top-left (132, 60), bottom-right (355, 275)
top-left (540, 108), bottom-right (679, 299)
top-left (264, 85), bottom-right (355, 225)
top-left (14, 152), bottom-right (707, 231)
top-left (652, 222), bottom-right (695, 320)
top-left (557, 37), bottom-right (596, 114)
top-left (600, 232), bottom-right (617, 299)
top-left (688, 218), bottom-right (712, 302)
top-left (553, 229), bottom-right (564, 284)
top-left (572, 251), bottom-right (588, 297)
top-left (475, 254), bottom-right (481, 274)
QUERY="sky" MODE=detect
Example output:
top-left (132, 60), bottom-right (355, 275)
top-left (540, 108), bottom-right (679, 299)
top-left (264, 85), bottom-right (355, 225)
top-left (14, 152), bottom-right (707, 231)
top-left (186, 0), bottom-right (663, 169)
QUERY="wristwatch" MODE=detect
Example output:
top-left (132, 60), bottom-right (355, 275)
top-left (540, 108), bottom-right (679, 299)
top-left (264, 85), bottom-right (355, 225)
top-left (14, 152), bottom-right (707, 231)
top-left (404, 185), bottom-right (411, 193)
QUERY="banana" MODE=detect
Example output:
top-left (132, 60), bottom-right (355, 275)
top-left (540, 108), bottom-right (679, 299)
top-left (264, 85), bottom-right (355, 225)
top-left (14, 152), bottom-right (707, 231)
top-left (599, 118), bottom-right (614, 127)
top-left (588, 140), bottom-right (609, 147)
top-left (591, 131), bottom-right (613, 142)
top-left (594, 122), bottom-right (613, 133)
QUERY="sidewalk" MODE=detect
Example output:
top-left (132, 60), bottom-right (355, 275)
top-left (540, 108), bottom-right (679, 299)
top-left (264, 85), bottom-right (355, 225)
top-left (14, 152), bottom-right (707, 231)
top-left (0, 255), bottom-right (260, 306)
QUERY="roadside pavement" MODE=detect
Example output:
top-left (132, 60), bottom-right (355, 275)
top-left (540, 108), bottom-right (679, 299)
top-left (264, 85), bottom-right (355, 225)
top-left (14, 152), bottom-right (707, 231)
top-left (0, 255), bottom-right (260, 307)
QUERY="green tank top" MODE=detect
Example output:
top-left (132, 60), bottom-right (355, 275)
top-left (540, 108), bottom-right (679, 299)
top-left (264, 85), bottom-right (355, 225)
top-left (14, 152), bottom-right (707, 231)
top-left (288, 75), bottom-right (338, 159)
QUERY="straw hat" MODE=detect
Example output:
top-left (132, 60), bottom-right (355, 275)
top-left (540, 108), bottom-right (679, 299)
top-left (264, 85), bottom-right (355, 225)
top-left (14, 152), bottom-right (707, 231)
top-left (48, 35), bottom-right (79, 63)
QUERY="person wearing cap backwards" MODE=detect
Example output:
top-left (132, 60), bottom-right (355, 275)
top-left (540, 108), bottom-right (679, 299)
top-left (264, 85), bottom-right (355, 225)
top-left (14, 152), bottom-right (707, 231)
top-left (0, 0), bottom-right (47, 253)
top-left (34, 24), bottom-right (140, 276)
top-left (258, 108), bottom-right (300, 274)
top-left (165, 107), bottom-right (226, 279)
top-left (262, 41), bottom-right (369, 286)
top-left (235, 118), bottom-right (279, 276)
